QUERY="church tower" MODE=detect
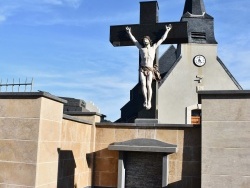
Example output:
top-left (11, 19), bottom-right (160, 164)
top-left (158, 0), bottom-right (242, 124)
top-left (181, 0), bottom-right (216, 44)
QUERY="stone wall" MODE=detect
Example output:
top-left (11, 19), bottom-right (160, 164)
top-left (0, 96), bottom-right (42, 187)
top-left (93, 123), bottom-right (201, 188)
top-left (0, 92), bottom-right (98, 188)
top-left (57, 116), bottom-right (94, 188)
top-left (200, 91), bottom-right (250, 188)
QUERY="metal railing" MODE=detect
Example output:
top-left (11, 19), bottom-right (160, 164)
top-left (0, 78), bottom-right (33, 92)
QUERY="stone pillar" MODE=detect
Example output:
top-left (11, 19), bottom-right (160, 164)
top-left (0, 92), bottom-right (65, 187)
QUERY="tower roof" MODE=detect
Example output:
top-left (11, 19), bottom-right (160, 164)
top-left (181, 0), bottom-right (216, 44)
top-left (183, 0), bottom-right (206, 16)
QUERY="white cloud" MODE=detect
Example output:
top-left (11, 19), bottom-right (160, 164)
top-left (42, 0), bottom-right (63, 5)
top-left (63, 0), bottom-right (83, 8)
top-left (0, 4), bottom-right (18, 24)
top-left (0, 15), bottom-right (6, 23)
top-left (42, 0), bottom-right (83, 8)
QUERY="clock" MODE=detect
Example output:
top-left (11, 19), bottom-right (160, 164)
top-left (193, 55), bottom-right (206, 67)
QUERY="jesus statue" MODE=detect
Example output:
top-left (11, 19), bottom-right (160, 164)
top-left (126, 24), bottom-right (172, 110)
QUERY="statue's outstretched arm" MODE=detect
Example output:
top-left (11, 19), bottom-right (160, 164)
top-left (126, 26), bottom-right (142, 49)
top-left (155, 24), bottom-right (172, 48)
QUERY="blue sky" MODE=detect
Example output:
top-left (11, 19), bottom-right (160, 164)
top-left (0, 0), bottom-right (249, 121)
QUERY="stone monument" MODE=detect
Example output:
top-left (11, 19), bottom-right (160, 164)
top-left (125, 24), bottom-right (172, 110)
top-left (110, 1), bottom-right (188, 122)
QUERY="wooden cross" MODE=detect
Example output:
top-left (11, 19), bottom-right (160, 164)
top-left (110, 1), bottom-right (188, 121)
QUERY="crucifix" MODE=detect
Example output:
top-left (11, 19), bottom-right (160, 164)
top-left (110, 1), bottom-right (188, 120)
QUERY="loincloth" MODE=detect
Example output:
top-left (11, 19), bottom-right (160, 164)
top-left (140, 64), bottom-right (161, 81)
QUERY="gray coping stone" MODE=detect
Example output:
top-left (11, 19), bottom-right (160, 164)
top-left (135, 118), bottom-right (158, 124)
top-left (108, 138), bottom-right (177, 153)
top-left (64, 111), bottom-right (104, 117)
top-left (198, 90), bottom-right (250, 102)
top-left (198, 90), bottom-right (250, 95)
top-left (0, 91), bottom-right (67, 104)
top-left (63, 114), bottom-right (93, 125)
top-left (96, 122), bottom-right (193, 128)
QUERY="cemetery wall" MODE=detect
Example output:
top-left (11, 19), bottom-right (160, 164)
top-left (200, 91), bottom-right (250, 188)
top-left (0, 93), bottom-right (97, 188)
top-left (94, 124), bottom-right (201, 187)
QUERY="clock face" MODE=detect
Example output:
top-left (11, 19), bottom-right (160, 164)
top-left (193, 55), bottom-right (206, 67)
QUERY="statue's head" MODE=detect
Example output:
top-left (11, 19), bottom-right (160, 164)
top-left (142, 36), bottom-right (152, 46)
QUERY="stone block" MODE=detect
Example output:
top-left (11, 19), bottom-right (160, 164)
top-left (65, 121), bottom-right (78, 142)
top-left (95, 128), bottom-right (115, 144)
top-left (0, 118), bottom-right (39, 141)
top-left (137, 129), bottom-right (146, 138)
top-left (72, 143), bottom-right (81, 159)
top-left (35, 162), bottom-right (58, 186)
top-left (0, 99), bottom-right (41, 118)
top-left (37, 141), bottom-right (59, 163)
top-left (81, 142), bottom-right (91, 158)
top-left (202, 148), bottom-right (250, 176)
top-left (95, 157), bottom-right (117, 172)
top-left (99, 172), bottom-right (117, 187)
top-left (169, 160), bottom-right (177, 176)
top-left (35, 182), bottom-right (57, 188)
top-left (40, 97), bottom-right (63, 122)
top-left (95, 146), bottom-right (119, 159)
top-left (114, 128), bottom-right (137, 142)
top-left (202, 174), bottom-right (233, 188)
top-left (0, 140), bottom-right (37, 163)
top-left (145, 129), bottom-right (155, 139)
top-left (5, 185), bottom-right (35, 188)
top-left (241, 176), bottom-right (250, 188)
top-left (156, 129), bottom-right (178, 144)
top-left (169, 147), bottom-right (183, 161)
top-left (202, 98), bottom-right (250, 121)
top-left (203, 174), bottom-right (250, 188)
top-left (39, 119), bottom-right (61, 142)
top-left (168, 175), bottom-right (184, 186)
top-left (166, 176), bottom-right (193, 188)
top-left (202, 122), bottom-right (250, 148)
top-left (177, 130), bottom-right (184, 147)
top-left (0, 162), bottom-right (36, 186)
top-left (74, 158), bottom-right (85, 175)
top-left (60, 142), bottom-right (72, 151)
top-left (76, 123), bottom-right (87, 143)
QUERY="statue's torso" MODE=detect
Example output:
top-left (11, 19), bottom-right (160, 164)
top-left (139, 45), bottom-right (156, 67)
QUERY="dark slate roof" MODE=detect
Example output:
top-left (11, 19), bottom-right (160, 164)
top-left (60, 97), bottom-right (90, 113)
top-left (159, 45), bottom-right (178, 78)
top-left (183, 0), bottom-right (206, 15)
top-left (181, 0), bottom-right (216, 44)
top-left (158, 45), bottom-right (183, 87)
